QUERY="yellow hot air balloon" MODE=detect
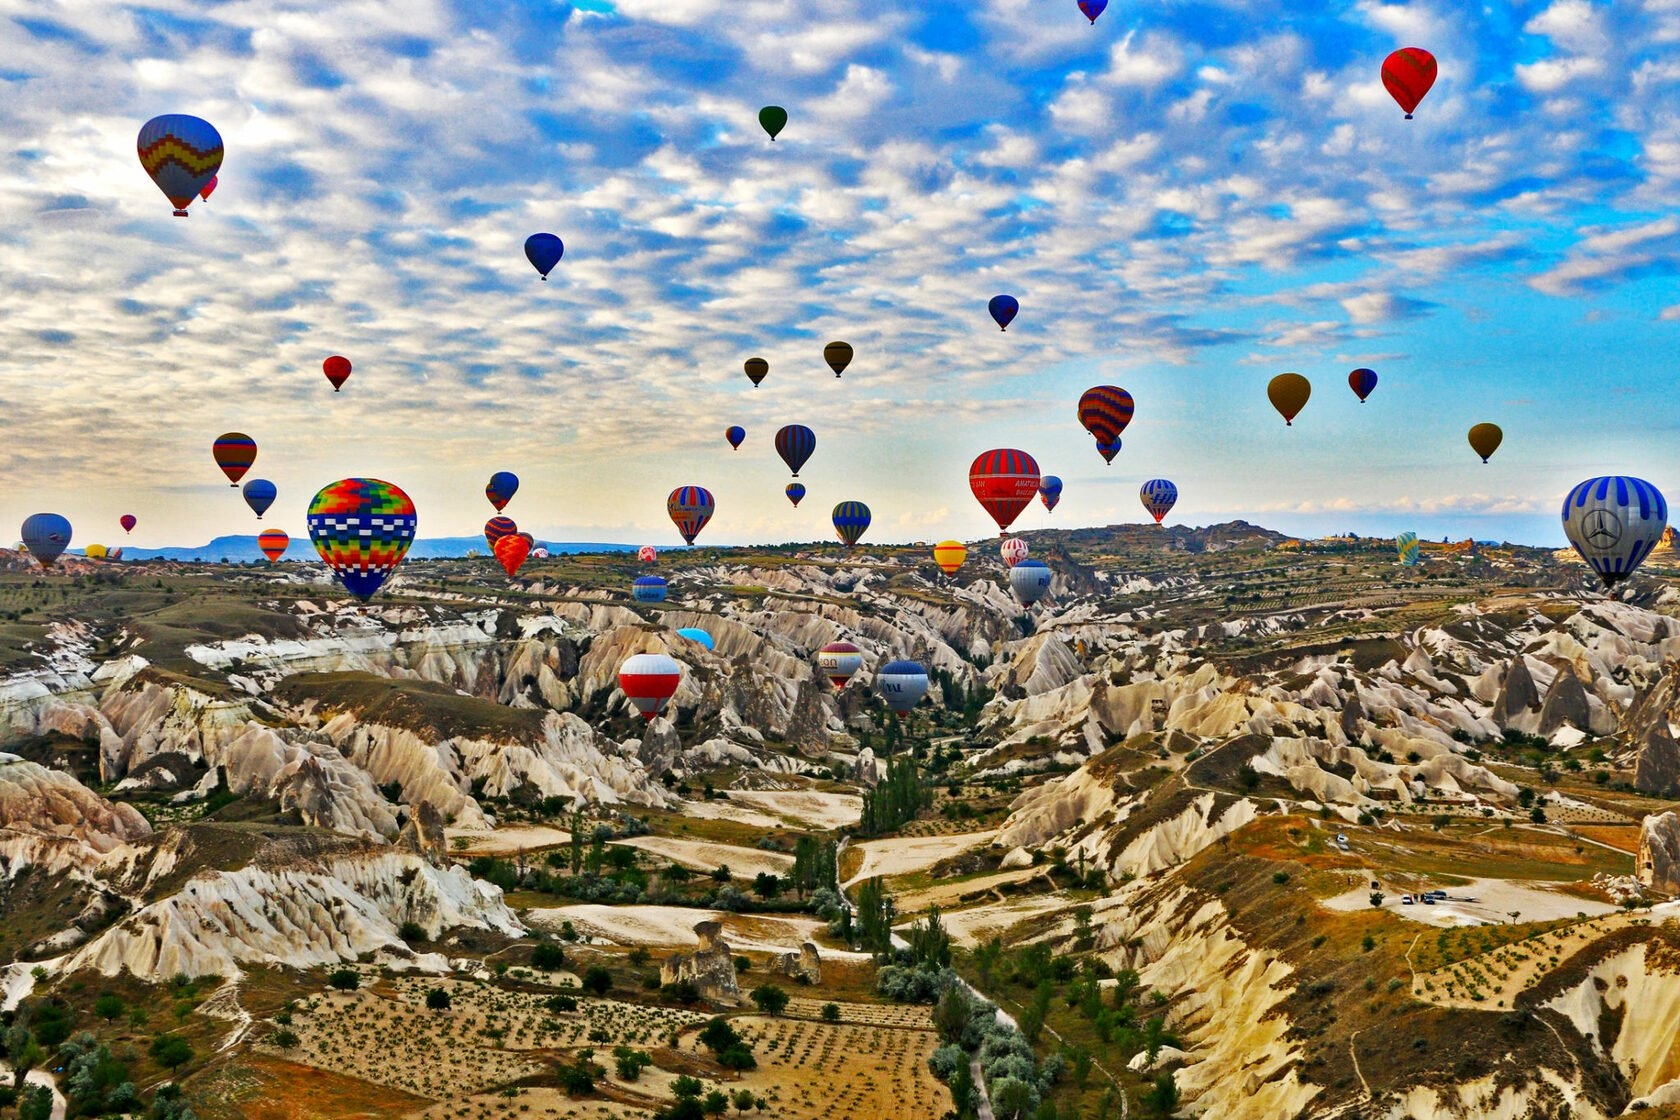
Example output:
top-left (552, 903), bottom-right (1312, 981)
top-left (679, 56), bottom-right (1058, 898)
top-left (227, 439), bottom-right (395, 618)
top-left (1268, 373), bottom-right (1311, 426)
top-left (84, 543), bottom-right (108, 559)
top-left (1468, 423), bottom-right (1503, 463)
top-left (933, 540), bottom-right (968, 577)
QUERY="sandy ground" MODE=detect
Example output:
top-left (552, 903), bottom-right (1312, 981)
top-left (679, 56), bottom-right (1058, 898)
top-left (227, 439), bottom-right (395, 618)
top-left (526, 904), bottom-right (871, 958)
top-left (615, 835), bottom-right (795, 879)
top-left (725, 789), bottom-right (863, 829)
top-left (674, 797), bottom-right (787, 830)
top-left (1323, 877), bottom-right (1620, 928)
top-left (893, 867), bottom-right (1045, 915)
top-left (841, 830), bottom-right (997, 887)
top-left (930, 895), bottom-right (1074, 948)
top-left (443, 824), bottom-right (570, 856)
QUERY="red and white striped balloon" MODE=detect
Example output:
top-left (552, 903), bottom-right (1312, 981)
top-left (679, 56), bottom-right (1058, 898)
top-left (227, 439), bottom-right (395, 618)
top-left (619, 653), bottom-right (682, 721)
top-left (1001, 538), bottom-right (1029, 568)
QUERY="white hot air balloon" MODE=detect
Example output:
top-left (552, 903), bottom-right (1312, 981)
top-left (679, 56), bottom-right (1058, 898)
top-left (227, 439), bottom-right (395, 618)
top-left (1561, 476), bottom-right (1668, 589)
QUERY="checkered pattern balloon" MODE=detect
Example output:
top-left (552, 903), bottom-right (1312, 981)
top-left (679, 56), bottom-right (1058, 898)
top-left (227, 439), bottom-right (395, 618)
top-left (306, 478), bottom-right (417, 601)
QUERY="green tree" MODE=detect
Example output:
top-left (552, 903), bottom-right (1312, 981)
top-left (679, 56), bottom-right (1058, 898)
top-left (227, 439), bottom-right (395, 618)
top-left (93, 993), bottom-right (126, 1022)
top-left (1144, 1073), bottom-right (1179, 1117)
top-left (17, 1084), bottom-right (51, 1120)
top-left (272, 1029), bottom-right (300, 1049)
top-left (425, 988), bottom-right (451, 1011)
top-left (582, 966), bottom-right (612, 996)
top-left (149, 1034), bottom-right (194, 1072)
top-left (614, 1046), bottom-right (652, 1080)
top-left (672, 1075), bottom-right (704, 1099)
top-left (703, 1090), bottom-right (729, 1115)
top-left (732, 1088), bottom-right (756, 1111)
top-left (328, 969), bottom-right (360, 991)
top-left (820, 1002), bottom-right (841, 1023)
top-left (749, 985), bottom-right (788, 1015)
top-left (531, 942), bottom-right (566, 970)
top-left (570, 811), bottom-right (585, 875)
top-left (907, 908), bottom-right (952, 968)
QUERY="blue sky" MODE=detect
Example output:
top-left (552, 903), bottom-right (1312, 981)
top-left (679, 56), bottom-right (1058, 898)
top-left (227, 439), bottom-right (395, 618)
top-left (1, 0), bottom-right (1678, 550)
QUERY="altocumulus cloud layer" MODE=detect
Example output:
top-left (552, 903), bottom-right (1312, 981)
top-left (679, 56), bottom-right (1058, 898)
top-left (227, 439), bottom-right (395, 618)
top-left (1, 0), bottom-right (1678, 548)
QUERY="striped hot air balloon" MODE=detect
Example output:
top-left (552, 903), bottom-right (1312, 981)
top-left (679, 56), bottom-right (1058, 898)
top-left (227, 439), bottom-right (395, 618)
top-left (619, 653), bottom-right (682, 721)
top-left (933, 540), bottom-right (968, 577)
top-left (136, 114), bottom-right (223, 216)
top-left (969, 449), bottom-right (1041, 534)
top-left (817, 641), bottom-right (864, 689)
top-left (494, 534), bottom-right (531, 578)
top-left (1009, 559), bottom-right (1053, 606)
top-left (668, 486), bottom-right (715, 545)
top-left (633, 575), bottom-right (668, 603)
top-left (785, 483), bottom-right (806, 508)
top-left (833, 501), bottom-right (871, 548)
top-left (486, 471), bottom-right (519, 512)
top-left (1077, 387), bottom-right (1134, 462)
top-left (1396, 531), bottom-right (1420, 567)
top-left (213, 433), bottom-right (257, 486)
top-left (1001, 538), bottom-right (1029, 568)
top-left (306, 479), bottom-right (417, 601)
top-left (258, 529), bottom-right (289, 562)
top-left (776, 425), bottom-right (816, 477)
top-left (1562, 476), bottom-right (1669, 589)
top-left (485, 516), bottom-right (518, 551)
top-left (1140, 479), bottom-right (1178, 524)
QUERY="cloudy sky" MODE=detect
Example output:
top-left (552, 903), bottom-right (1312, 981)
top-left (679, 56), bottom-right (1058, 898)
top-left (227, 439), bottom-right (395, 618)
top-left (3, 0), bottom-right (1677, 551)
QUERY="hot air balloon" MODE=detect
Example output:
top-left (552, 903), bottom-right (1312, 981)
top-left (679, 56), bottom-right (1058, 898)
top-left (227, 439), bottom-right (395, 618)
top-left (786, 483), bottom-right (806, 507)
top-left (1468, 423), bottom-right (1503, 463)
top-left (668, 486), bottom-right (715, 545)
top-left (213, 433), bottom-right (257, 486)
top-left (633, 575), bottom-right (668, 603)
top-left (1079, 390), bottom-right (1134, 465)
top-left (989, 295), bottom-right (1019, 331)
top-left (1140, 479), bottom-right (1178, 525)
top-left (1001, 538), bottom-right (1029, 568)
top-left (1078, 0), bottom-right (1108, 23)
top-left (817, 641), bottom-right (864, 689)
top-left (1010, 559), bottom-right (1053, 606)
top-left (619, 653), bottom-right (682, 720)
top-left (532, 547), bottom-right (550, 560)
top-left (677, 628), bottom-right (715, 651)
top-left (970, 449), bottom-right (1042, 534)
top-left (495, 534), bottom-right (531, 578)
top-left (933, 540), bottom-right (968, 577)
top-left (323, 356), bottom-right (352, 392)
top-left (486, 472), bottom-right (519, 512)
top-left (242, 479), bottom-right (277, 519)
top-left (200, 175), bottom-right (218, 201)
top-left (107, 548), bottom-right (123, 561)
top-left (136, 114), bottom-right (223, 217)
top-left (1382, 47), bottom-right (1438, 119)
top-left (823, 341), bottom-right (853, 378)
top-left (775, 425), bottom-right (816, 476)
top-left (1096, 439), bottom-right (1122, 464)
top-left (258, 529), bottom-right (289, 562)
top-left (20, 514), bottom-right (71, 568)
top-left (759, 106), bottom-right (788, 140)
top-left (1396, 531), bottom-right (1420, 567)
top-left (876, 661), bottom-right (929, 715)
top-left (727, 426), bottom-right (746, 451)
top-left (517, 532), bottom-right (535, 552)
top-left (485, 516), bottom-right (518, 551)
top-left (833, 501), bottom-right (871, 548)
top-left (1562, 477), bottom-right (1669, 589)
top-left (638, 545), bottom-right (659, 565)
top-left (120, 515), bottom-right (137, 535)
top-left (745, 358), bottom-right (768, 388)
top-left (1349, 367), bottom-right (1378, 403)
top-left (525, 233), bottom-right (564, 280)
top-left (1268, 373), bottom-right (1311, 426)
top-left (84, 544), bottom-right (108, 560)
top-left (306, 478), bottom-right (417, 601)
top-left (1039, 476), bottom-right (1062, 513)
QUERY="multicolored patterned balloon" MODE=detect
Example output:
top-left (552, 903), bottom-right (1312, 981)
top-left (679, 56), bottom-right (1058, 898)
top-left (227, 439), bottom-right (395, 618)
top-left (668, 486), bottom-right (715, 545)
top-left (495, 534), bottom-right (531, 578)
top-left (484, 516), bottom-right (517, 551)
top-left (1140, 479), bottom-right (1178, 524)
top-left (1096, 438), bottom-right (1122, 465)
top-left (259, 529), bottom-right (290, 562)
top-left (786, 483), bottom-right (806, 508)
top-left (832, 501), bottom-right (871, 548)
top-left (213, 433), bottom-right (257, 487)
top-left (1078, 387), bottom-right (1134, 447)
top-left (1396, 531), bottom-right (1420, 567)
top-left (1078, 0), bottom-right (1108, 23)
top-left (137, 115), bottom-right (223, 217)
top-left (817, 641), bottom-right (864, 689)
top-left (306, 479), bottom-right (417, 601)
top-left (486, 472), bottom-right (519, 512)
top-left (1039, 475), bottom-right (1062, 513)
top-left (1382, 47), bottom-right (1438, 119)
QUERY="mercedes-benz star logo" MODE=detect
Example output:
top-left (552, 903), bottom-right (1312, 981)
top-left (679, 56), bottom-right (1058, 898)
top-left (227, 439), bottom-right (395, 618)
top-left (1582, 509), bottom-right (1623, 549)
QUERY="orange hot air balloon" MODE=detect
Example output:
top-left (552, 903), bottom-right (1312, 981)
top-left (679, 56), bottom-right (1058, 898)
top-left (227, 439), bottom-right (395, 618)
top-left (258, 529), bottom-right (289, 562)
top-left (933, 540), bottom-right (968, 577)
top-left (1468, 423), bottom-right (1503, 463)
top-left (1268, 374), bottom-right (1311, 426)
top-left (495, 533), bottom-right (532, 577)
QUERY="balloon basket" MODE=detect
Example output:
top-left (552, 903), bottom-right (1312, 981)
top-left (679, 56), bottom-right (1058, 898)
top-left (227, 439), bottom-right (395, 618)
top-left (173, 210), bottom-right (189, 217)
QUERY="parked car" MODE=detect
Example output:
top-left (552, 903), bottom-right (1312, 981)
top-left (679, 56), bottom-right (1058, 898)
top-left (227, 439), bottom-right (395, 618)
top-left (1401, 894), bottom-right (1414, 904)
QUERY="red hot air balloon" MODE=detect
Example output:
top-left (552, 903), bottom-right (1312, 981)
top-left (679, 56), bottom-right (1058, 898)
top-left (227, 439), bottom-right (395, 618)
top-left (969, 449), bottom-right (1042, 535)
top-left (1382, 48), bottom-right (1437, 119)
top-left (258, 529), bottom-right (289, 562)
top-left (199, 175), bottom-right (218, 201)
top-left (620, 653), bottom-right (682, 721)
top-left (495, 533), bottom-right (531, 577)
top-left (323, 356), bottom-right (352, 391)
top-left (120, 515), bottom-right (137, 534)
top-left (485, 516), bottom-right (518, 551)
top-left (213, 433), bottom-right (256, 487)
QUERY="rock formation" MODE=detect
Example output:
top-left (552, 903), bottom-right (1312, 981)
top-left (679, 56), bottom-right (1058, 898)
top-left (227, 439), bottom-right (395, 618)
top-left (396, 800), bottom-right (449, 862)
top-left (659, 920), bottom-right (740, 1005)
top-left (1637, 811), bottom-right (1680, 893)
top-left (1635, 726), bottom-right (1680, 797)
top-left (770, 941), bottom-right (821, 985)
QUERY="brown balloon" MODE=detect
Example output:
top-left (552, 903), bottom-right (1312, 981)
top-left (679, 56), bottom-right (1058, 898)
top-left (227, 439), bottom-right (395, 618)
top-left (823, 341), bottom-right (853, 378)
top-left (1267, 373), bottom-right (1311, 426)
top-left (1468, 423), bottom-right (1503, 463)
top-left (744, 357), bottom-right (768, 387)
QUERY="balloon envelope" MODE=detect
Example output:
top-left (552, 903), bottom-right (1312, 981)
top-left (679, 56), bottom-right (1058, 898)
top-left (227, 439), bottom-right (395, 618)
top-left (1078, 0), bottom-right (1108, 22)
top-left (84, 544), bottom-right (107, 560)
top-left (775, 425), bottom-right (816, 476)
top-left (785, 483), bottom-right (806, 508)
top-left (726, 425), bottom-right (746, 450)
top-left (817, 641), bottom-right (864, 689)
top-left (677, 628), bottom-right (715, 651)
top-left (213, 433), bottom-right (257, 486)
top-left (1468, 423), bottom-right (1503, 463)
top-left (876, 660), bottom-right (929, 714)
top-left (1396, 531), bottom-right (1420, 567)
top-left (323, 355), bottom-right (351, 391)
top-left (258, 529), bottom-right (289, 562)
top-left (486, 471), bottom-right (519, 512)
top-left (620, 652), bottom-right (682, 720)
top-left (745, 358), bottom-right (768, 387)
top-left (494, 534), bottom-right (531, 578)
top-left (1562, 476), bottom-right (1669, 589)
top-left (525, 233), bottom-right (564, 279)
top-left (988, 295), bottom-right (1019, 331)
top-left (1382, 47), bottom-right (1438, 118)
top-left (1096, 438), bottom-right (1122, 464)
top-left (1268, 373), bottom-right (1311, 425)
top-left (485, 516), bottom-right (518, 551)
top-left (1010, 559), bottom-right (1053, 606)
top-left (242, 478), bottom-right (277, 518)
top-left (638, 545), bottom-right (659, 565)
top-left (1001, 538), bottom-right (1029, 568)
top-left (200, 175), bottom-right (218, 201)
top-left (668, 486), bottom-right (716, 545)
top-left (633, 575), bottom-right (668, 603)
top-left (1077, 386), bottom-right (1135, 447)
top-left (759, 106), bottom-right (788, 140)
top-left (823, 341), bottom-right (853, 378)
top-left (306, 478), bottom-right (417, 601)
top-left (833, 501), bottom-right (871, 548)
top-left (1039, 476), bottom-right (1062, 513)
top-left (137, 114), bottom-right (223, 216)
top-left (1140, 479), bottom-right (1178, 524)
top-left (1349, 367), bottom-right (1378, 403)
top-left (933, 540), bottom-right (968, 577)
top-left (20, 514), bottom-right (71, 567)
top-left (970, 448), bottom-right (1042, 534)
top-left (120, 515), bottom-right (137, 534)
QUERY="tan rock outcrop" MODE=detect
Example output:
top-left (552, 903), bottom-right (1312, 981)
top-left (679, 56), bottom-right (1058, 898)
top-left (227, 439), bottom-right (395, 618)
top-left (659, 920), bottom-right (740, 1005)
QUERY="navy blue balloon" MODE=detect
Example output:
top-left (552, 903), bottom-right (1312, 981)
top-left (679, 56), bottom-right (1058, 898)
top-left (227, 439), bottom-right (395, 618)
top-left (486, 471), bottom-right (519, 512)
top-left (20, 513), bottom-right (71, 567)
top-left (785, 483), bottom-right (806, 507)
top-left (989, 294), bottom-right (1019, 331)
top-left (775, 424), bottom-right (816, 477)
top-left (727, 425), bottom-right (747, 450)
top-left (524, 233), bottom-right (564, 280)
top-left (242, 478), bottom-right (277, 519)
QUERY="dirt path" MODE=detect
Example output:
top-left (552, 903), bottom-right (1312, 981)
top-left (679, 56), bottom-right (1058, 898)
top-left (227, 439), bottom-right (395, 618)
top-left (1349, 1028), bottom-right (1371, 1099)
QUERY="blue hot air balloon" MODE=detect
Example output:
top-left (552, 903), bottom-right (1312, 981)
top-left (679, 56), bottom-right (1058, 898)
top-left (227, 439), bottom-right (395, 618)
top-left (242, 479), bottom-right (277, 519)
top-left (876, 660), bottom-right (930, 715)
top-left (989, 294), bottom-right (1019, 331)
top-left (1009, 559), bottom-right (1053, 606)
top-left (525, 233), bottom-right (564, 280)
top-left (633, 575), bottom-right (669, 603)
top-left (727, 426), bottom-right (746, 451)
top-left (1039, 476), bottom-right (1062, 513)
top-left (1140, 479), bottom-right (1178, 524)
top-left (1095, 438), bottom-right (1122, 465)
top-left (20, 513), bottom-right (71, 567)
top-left (1349, 367), bottom-right (1378, 403)
top-left (486, 471), bottom-right (519, 512)
top-left (137, 115), bottom-right (223, 217)
top-left (677, 627), bottom-right (715, 651)
top-left (776, 424), bottom-right (816, 477)
top-left (833, 501), bottom-right (871, 548)
top-left (786, 483), bottom-right (806, 507)
top-left (1562, 476), bottom-right (1669, 589)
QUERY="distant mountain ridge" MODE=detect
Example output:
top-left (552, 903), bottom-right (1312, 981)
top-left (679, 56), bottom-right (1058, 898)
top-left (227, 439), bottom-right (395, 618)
top-left (100, 536), bottom-right (639, 562)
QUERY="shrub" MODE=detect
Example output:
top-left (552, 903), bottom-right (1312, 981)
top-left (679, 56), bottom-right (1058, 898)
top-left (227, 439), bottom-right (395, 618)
top-left (582, 966), bottom-right (612, 995)
top-left (328, 969), bottom-right (360, 991)
top-left (545, 994), bottom-right (578, 1013)
top-left (749, 984), bottom-right (788, 1015)
top-left (614, 1046), bottom-right (652, 1080)
top-left (398, 920), bottom-right (426, 943)
top-left (531, 942), bottom-right (566, 970)
top-left (1272, 871), bottom-right (1290, 885)
top-left (93, 994), bottom-right (125, 1022)
top-left (149, 1034), bottom-right (194, 1071)
top-left (271, 1028), bottom-right (299, 1049)
top-left (821, 1002), bottom-right (841, 1023)
top-left (425, 988), bottom-right (451, 1011)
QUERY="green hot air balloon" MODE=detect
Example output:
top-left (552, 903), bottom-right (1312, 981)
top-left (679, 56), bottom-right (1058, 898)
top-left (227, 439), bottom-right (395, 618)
top-left (759, 106), bottom-right (788, 141)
